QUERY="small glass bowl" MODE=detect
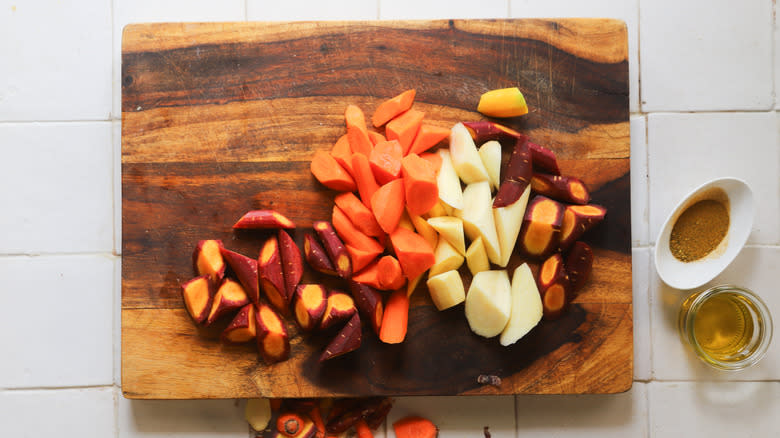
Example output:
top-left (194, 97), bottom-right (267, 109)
top-left (678, 285), bottom-right (773, 371)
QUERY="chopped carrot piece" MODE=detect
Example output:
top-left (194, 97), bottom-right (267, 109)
top-left (332, 205), bottom-right (384, 254)
top-left (419, 152), bottom-right (442, 175)
top-left (345, 243), bottom-right (382, 273)
top-left (367, 130), bottom-right (386, 146)
top-left (379, 289), bottom-right (410, 344)
top-left (351, 260), bottom-right (384, 290)
top-left (371, 89), bottom-right (416, 128)
top-left (369, 139), bottom-right (404, 185)
top-left (351, 153), bottom-right (381, 208)
top-left (377, 255), bottom-right (405, 290)
top-left (409, 124), bottom-right (450, 155)
top-left (311, 150), bottom-right (356, 192)
top-left (392, 416), bottom-right (437, 438)
top-left (389, 227), bottom-right (435, 282)
top-left (401, 153), bottom-right (438, 216)
top-left (371, 179), bottom-right (405, 234)
top-left (334, 192), bottom-right (384, 238)
top-left (345, 104), bottom-right (373, 157)
top-left (386, 109), bottom-right (425, 155)
top-left (330, 134), bottom-right (354, 176)
top-left (355, 419), bottom-right (374, 438)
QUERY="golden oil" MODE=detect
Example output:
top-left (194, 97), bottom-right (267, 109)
top-left (679, 285), bottom-right (773, 370)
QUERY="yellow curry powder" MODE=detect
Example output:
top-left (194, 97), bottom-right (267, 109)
top-left (669, 199), bottom-right (729, 262)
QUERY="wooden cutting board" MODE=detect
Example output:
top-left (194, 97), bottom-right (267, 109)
top-left (121, 19), bottom-right (632, 399)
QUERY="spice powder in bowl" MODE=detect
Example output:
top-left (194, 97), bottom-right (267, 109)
top-left (669, 189), bottom-right (730, 262)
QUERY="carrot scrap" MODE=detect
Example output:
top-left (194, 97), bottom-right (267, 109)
top-left (386, 109), bottom-right (425, 155)
top-left (393, 416), bottom-right (438, 438)
top-left (311, 150), bottom-right (357, 192)
top-left (278, 412), bottom-right (305, 437)
top-left (409, 124), bottom-right (450, 156)
top-left (379, 289), bottom-right (410, 344)
top-left (372, 89), bottom-right (416, 127)
top-left (351, 153), bottom-right (381, 208)
top-left (310, 405), bottom-right (327, 438)
top-left (401, 153), bottom-right (439, 216)
top-left (345, 104), bottom-right (373, 157)
top-left (369, 139), bottom-right (404, 185)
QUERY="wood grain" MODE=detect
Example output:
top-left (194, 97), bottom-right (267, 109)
top-left (122, 19), bottom-right (631, 398)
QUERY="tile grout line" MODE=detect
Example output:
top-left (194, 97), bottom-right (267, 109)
top-left (2, 384), bottom-right (116, 391)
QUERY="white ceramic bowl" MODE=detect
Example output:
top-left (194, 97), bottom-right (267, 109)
top-left (654, 177), bottom-right (754, 290)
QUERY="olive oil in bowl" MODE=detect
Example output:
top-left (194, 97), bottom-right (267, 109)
top-left (679, 285), bottom-right (772, 370)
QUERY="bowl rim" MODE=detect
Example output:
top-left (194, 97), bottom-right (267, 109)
top-left (654, 177), bottom-right (754, 290)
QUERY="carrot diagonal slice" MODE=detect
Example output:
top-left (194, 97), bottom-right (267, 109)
top-left (311, 150), bottom-right (356, 192)
top-left (371, 89), bottom-right (416, 128)
top-left (345, 104), bottom-right (373, 157)
top-left (386, 109), bottom-right (425, 156)
top-left (409, 124), bottom-right (450, 156)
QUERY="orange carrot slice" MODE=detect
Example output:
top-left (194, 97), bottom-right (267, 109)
top-left (345, 243), bottom-right (382, 273)
top-left (386, 109), bottom-right (425, 155)
top-left (371, 179), bottom-right (405, 234)
top-left (401, 153), bottom-right (438, 216)
top-left (351, 260), bottom-right (384, 290)
top-left (371, 89), bottom-right (416, 128)
top-left (311, 150), bottom-right (356, 192)
top-left (334, 192), bottom-right (383, 238)
top-left (330, 134), bottom-right (354, 176)
top-left (351, 153), bottom-right (381, 208)
top-left (409, 124), bottom-right (450, 155)
top-left (376, 255), bottom-right (405, 290)
top-left (367, 130), bottom-right (386, 146)
top-left (332, 205), bottom-right (384, 254)
top-left (369, 139), bottom-right (404, 185)
top-left (379, 289), bottom-right (410, 344)
top-left (345, 104), bottom-right (373, 157)
top-left (389, 227), bottom-right (435, 282)
top-left (392, 416), bottom-right (437, 438)
top-left (419, 152), bottom-right (442, 175)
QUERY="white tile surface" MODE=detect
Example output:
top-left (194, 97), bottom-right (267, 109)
top-left (640, 0), bottom-right (773, 111)
top-left (0, 255), bottom-right (115, 389)
top-left (649, 381), bottom-right (780, 437)
top-left (380, 0), bottom-right (508, 19)
top-left (509, 0), bottom-right (640, 112)
top-left (247, 0), bottom-right (378, 20)
top-left (633, 248), bottom-right (651, 381)
top-left (647, 112), bottom-right (779, 245)
top-left (118, 396), bottom-right (248, 437)
top-left (650, 246), bottom-right (780, 381)
top-left (630, 115), bottom-right (648, 246)
top-left (0, 388), bottom-right (115, 436)
top-left (515, 384), bottom-right (647, 437)
top-left (0, 122), bottom-right (114, 254)
top-left (388, 396), bottom-right (515, 438)
top-left (0, 1), bottom-right (112, 121)
top-left (113, 0), bottom-right (246, 119)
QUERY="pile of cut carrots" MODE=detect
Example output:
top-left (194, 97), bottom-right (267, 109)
top-left (311, 90), bottom-right (453, 344)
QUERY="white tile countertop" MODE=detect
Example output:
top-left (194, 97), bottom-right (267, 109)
top-left (1, 1), bottom-right (778, 437)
